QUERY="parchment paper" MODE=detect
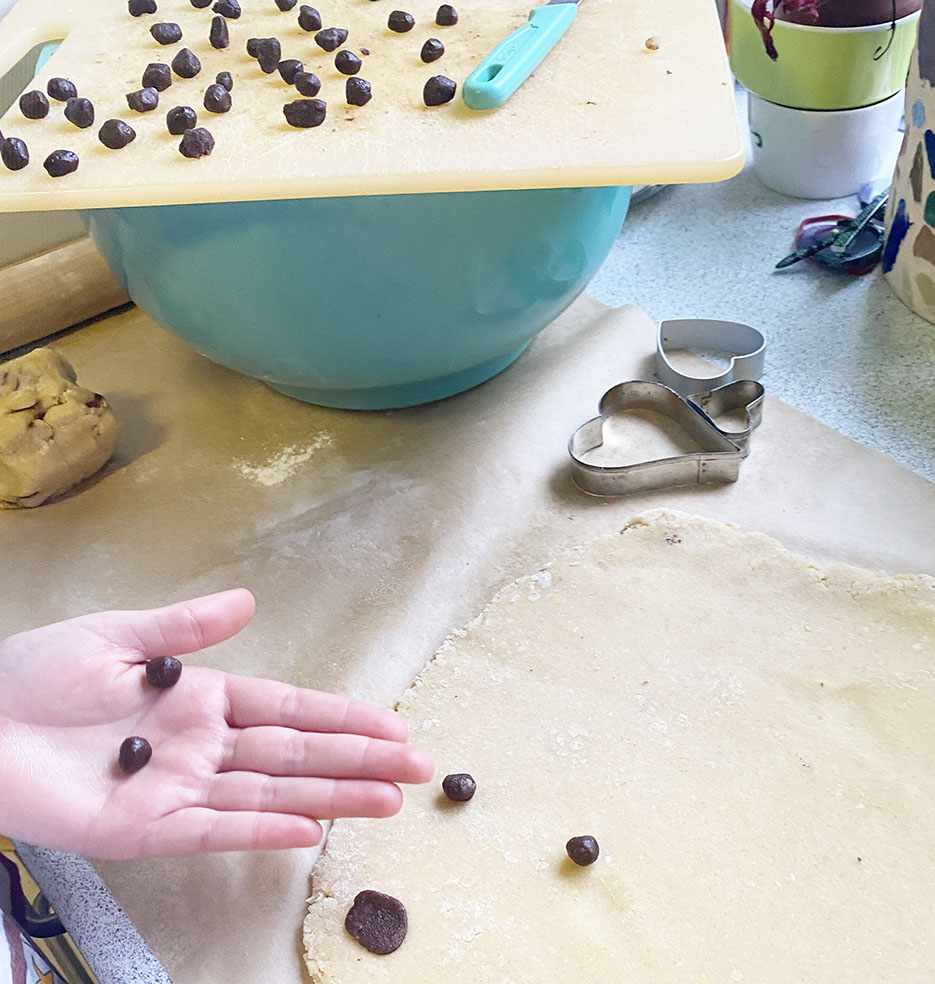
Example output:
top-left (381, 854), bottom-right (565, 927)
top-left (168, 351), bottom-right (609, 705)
top-left (2, 296), bottom-right (933, 984)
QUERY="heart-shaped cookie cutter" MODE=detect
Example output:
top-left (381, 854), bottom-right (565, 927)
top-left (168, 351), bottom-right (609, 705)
top-left (655, 319), bottom-right (766, 397)
top-left (569, 379), bottom-right (765, 497)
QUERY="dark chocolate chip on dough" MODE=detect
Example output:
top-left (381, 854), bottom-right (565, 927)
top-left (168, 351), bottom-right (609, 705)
top-left (0, 137), bottom-right (28, 171)
top-left (126, 86), bottom-right (160, 112)
top-left (435, 4), bottom-right (458, 25)
top-left (150, 21), bottom-right (183, 44)
top-left (179, 126), bottom-right (215, 158)
top-left (345, 891), bottom-right (408, 955)
top-left (423, 74), bottom-right (456, 105)
top-left (64, 97), bottom-right (95, 129)
top-left (47, 77), bottom-right (77, 102)
top-left (171, 48), bottom-right (202, 78)
top-left (246, 37), bottom-right (260, 57)
top-left (209, 14), bottom-right (230, 48)
top-left (129, 0), bottom-right (158, 15)
top-left (204, 83), bottom-right (232, 113)
top-left (298, 5), bottom-right (321, 31)
top-left (335, 50), bottom-right (361, 75)
top-left (566, 835), bottom-right (600, 866)
top-left (98, 119), bottom-right (137, 149)
top-left (346, 76), bottom-right (371, 105)
top-left (420, 38), bottom-right (444, 62)
top-left (294, 72), bottom-right (321, 97)
top-left (145, 655), bottom-right (183, 688)
top-left (276, 0), bottom-right (298, 8)
top-left (388, 9), bottom-right (415, 32)
top-left (278, 59), bottom-right (303, 84)
top-left (213, 0), bottom-right (241, 17)
top-left (283, 97), bottom-right (326, 127)
top-left (191, 0), bottom-right (212, 6)
top-left (255, 37), bottom-right (282, 74)
top-left (19, 90), bottom-right (49, 119)
top-left (142, 62), bottom-right (173, 91)
top-left (442, 773), bottom-right (476, 801)
top-left (314, 27), bottom-right (347, 51)
top-left (118, 736), bottom-right (152, 773)
top-left (44, 149), bottom-right (79, 176)
top-left (166, 105), bottom-right (198, 134)
top-left (216, 71), bottom-right (234, 91)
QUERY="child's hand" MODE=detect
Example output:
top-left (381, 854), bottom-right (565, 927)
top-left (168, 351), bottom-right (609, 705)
top-left (0, 589), bottom-right (433, 859)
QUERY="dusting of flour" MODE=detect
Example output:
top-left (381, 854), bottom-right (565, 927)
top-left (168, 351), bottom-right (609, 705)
top-left (233, 432), bottom-right (334, 487)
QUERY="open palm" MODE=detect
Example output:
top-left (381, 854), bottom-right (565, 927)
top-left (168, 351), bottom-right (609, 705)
top-left (0, 589), bottom-right (433, 860)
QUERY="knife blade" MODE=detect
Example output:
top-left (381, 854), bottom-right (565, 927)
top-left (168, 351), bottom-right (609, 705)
top-left (461, 0), bottom-right (581, 111)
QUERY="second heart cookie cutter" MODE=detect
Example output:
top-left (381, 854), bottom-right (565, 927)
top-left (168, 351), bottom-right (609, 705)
top-left (568, 379), bottom-right (765, 496)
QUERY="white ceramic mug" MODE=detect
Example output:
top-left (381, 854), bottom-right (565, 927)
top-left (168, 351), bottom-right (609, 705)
top-left (748, 90), bottom-right (905, 199)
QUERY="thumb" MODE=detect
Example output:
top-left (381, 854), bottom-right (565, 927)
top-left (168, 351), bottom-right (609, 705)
top-left (92, 588), bottom-right (257, 660)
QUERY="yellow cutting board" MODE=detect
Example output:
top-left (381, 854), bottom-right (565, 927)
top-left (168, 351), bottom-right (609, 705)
top-left (0, 0), bottom-right (743, 209)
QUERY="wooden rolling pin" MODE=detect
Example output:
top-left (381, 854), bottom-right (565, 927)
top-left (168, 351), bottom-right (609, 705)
top-left (0, 237), bottom-right (131, 355)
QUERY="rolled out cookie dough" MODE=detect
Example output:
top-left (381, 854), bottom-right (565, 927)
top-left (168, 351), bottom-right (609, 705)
top-left (0, 347), bottom-right (118, 507)
top-left (304, 511), bottom-right (935, 984)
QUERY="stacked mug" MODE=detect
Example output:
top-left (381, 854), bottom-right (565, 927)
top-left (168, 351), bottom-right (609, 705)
top-left (728, 0), bottom-right (921, 199)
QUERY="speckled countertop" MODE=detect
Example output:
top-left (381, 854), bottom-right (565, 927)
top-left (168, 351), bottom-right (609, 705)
top-left (590, 103), bottom-right (935, 483)
top-left (13, 91), bottom-right (935, 984)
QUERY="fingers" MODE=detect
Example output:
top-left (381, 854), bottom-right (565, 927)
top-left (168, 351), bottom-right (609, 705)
top-left (222, 728), bottom-right (435, 785)
top-left (136, 807), bottom-right (324, 857)
top-left (205, 772), bottom-right (403, 820)
top-left (223, 674), bottom-right (409, 742)
top-left (97, 589), bottom-right (257, 660)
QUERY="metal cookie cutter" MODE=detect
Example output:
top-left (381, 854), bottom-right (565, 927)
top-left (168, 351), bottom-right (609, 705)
top-left (568, 379), bottom-right (765, 497)
top-left (655, 319), bottom-right (766, 397)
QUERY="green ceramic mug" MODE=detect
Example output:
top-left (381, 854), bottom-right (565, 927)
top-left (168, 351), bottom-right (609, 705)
top-left (729, 0), bottom-right (920, 110)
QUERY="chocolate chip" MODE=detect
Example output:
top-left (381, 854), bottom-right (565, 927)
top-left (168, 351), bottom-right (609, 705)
top-left (388, 10), bottom-right (415, 32)
top-left (64, 97), bottom-right (94, 129)
top-left (142, 62), bottom-right (173, 91)
top-left (294, 71), bottom-right (321, 97)
top-left (191, 0), bottom-right (212, 6)
top-left (255, 37), bottom-right (282, 74)
top-left (423, 74), bottom-right (456, 105)
top-left (246, 37), bottom-right (260, 57)
top-left (278, 59), bottom-right (303, 84)
top-left (118, 736), bottom-right (152, 773)
top-left (344, 891), bottom-right (407, 955)
top-left (0, 137), bottom-right (28, 171)
top-left (435, 4), bottom-right (457, 25)
top-left (298, 5), bottom-right (321, 31)
top-left (166, 105), bottom-right (198, 133)
top-left (346, 76), bottom-right (371, 105)
top-left (283, 97), bottom-right (326, 127)
top-left (126, 87), bottom-right (159, 112)
top-left (43, 149), bottom-right (79, 177)
top-left (420, 38), bottom-right (444, 62)
top-left (276, 0), bottom-right (298, 8)
top-left (150, 22), bottom-right (182, 44)
top-left (216, 70), bottom-right (234, 91)
top-left (171, 48), bottom-right (202, 78)
top-left (204, 83), bottom-right (232, 113)
top-left (566, 835), bottom-right (600, 866)
top-left (179, 126), bottom-right (215, 158)
top-left (98, 119), bottom-right (136, 149)
top-left (129, 0), bottom-right (157, 15)
top-left (335, 50), bottom-right (361, 75)
top-left (209, 14), bottom-right (230, 48)
top-left (19, 90), bottom-right (49, 119)
top-left (441, 773), bottom-right (476, 801)
top-left (145, 655), bottom-right (183, 688)
top-left (213, 0), bottom-right (241, 17)
top-left (314, 27), bottom-right (347, 51)
top-left (47, 78), bottom-right (76, 102)
top-left (360, 46), bottom-right (370, 55)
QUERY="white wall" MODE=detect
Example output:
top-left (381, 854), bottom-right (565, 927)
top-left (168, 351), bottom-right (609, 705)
top-left (0, 0), bottom-right (85, 267)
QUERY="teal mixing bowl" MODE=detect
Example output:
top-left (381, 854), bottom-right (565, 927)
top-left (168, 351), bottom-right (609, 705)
top-left (82, 185), bottom-right (630, 409)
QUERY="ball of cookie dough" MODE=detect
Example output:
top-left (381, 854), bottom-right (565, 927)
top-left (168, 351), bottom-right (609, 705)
top-left (0, 348), bottom-right (118, 508)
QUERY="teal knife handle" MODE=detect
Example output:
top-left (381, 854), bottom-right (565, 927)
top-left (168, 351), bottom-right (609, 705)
top-left (462, 3), bottom-right (578, 111)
